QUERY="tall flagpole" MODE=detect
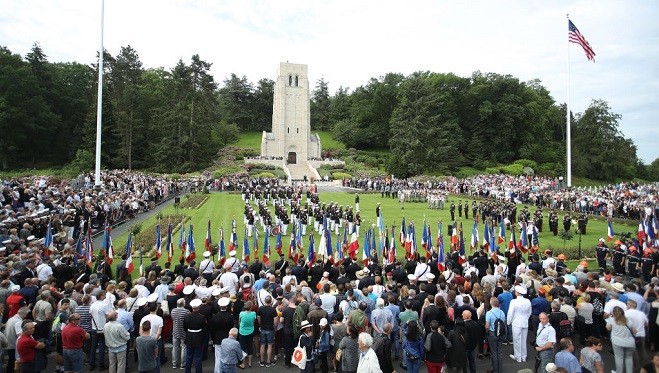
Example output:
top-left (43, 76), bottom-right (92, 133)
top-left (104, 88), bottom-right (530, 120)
top-left (566, 13), bottom-right (572, 188)
top-left (94, 0), bottom-right (105, 187)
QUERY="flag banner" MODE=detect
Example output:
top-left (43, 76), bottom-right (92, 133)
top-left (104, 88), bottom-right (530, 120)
top-left (242, 227), bottom-right (250, 262)
top-left (470, 219), bottom-right (479, 251)
top-left (607, 218), bottom-right (615, 242)
top-left (483, 220), bottom-right (490, 251)
top-left (388, 225), bottom-right (396, 264)
top-left (155, 224), bottom-right (162, 259)
top-left (139, 242), bottom-right (144, 277)
top-left (569, 19), bottom-right (596, 61)
top-left (519, 221), bottom-right (528, 253)
top-left (437, 222), bottom-right (445, 272)
top-left (125, 233), bottom-right (134, 273)
top-left (84, 226), bottom-right (93, 268)
top-left (219, 228), bottom-right (226, 266)
top-left (363, 228), bottom-right (371, 266)
top-left (288, 230), bottom-right (298, 262)
top-left (400, 217), bottom-right (407, 246)
top-left (186, 225), bottom-right (196, 263)
top-left (458, 223), bottom-right (466, 265)
top-left (179, 223), bottom-right (186, 262)
top-left (43, 221), bottom-right (53, 257)
top-left (335, 231), bottom-right (343, 265)
top-left (531, 224), bottom-right (540, 253)
top-left (275, 224), bottom-right (283, 256)
top-left (253, 228), bottom-right (259, 257)
top-left (349, 231), bottom-right (359, 260)
top-left (307, 234), bottom-right (316, 268)
top-left (498, 217), bottom-right (505, 244)
top-left (166, 223), bottom-right (174, 263)
top-left (263, 227), bottom-right (270, 266)
top-left (205, 220), bottom-right (212, 253)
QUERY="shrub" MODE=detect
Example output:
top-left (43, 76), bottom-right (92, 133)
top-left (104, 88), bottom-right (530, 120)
top-left (332, 172), bottom-right (353, 179)
top-left (500, 163), bottom-right (525, 175)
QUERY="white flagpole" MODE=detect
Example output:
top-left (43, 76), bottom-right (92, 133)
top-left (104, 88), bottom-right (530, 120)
top-left (94, 0), bottom-right (104, 187)
top-left (566, 14), bottom-right (572, 188)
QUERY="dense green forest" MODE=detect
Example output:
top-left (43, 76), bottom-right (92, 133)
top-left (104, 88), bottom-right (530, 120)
top-left (1, 43), bottom-right (656, 180)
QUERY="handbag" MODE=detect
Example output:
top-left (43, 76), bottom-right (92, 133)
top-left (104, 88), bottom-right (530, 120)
top-left (335, 348), bottom-right (342, 362)
top-left (292, 335), bottom-right (307, 369)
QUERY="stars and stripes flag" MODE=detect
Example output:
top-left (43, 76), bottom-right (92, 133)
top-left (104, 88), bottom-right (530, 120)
top-left (178, 223), bottom-right (186, 262)
top-left (498, 217), bottom-right (506, 244)
top-left (569, 19), bottom-right (596, 62)
top-left (275, 224), bottom-right (283, 256)
top-left (607, 218), bottom-right (615, 242)
top-left (125, 233), bottom-right (134, 273)
top-left (483, 220), bottom-right (491, 251)
top-left (306, 234), bottom-right (316, 268)
top-left (242, 227), bottom-right (250, 262)
top-left (519, 221), bottom-right (529, 253)
top-left (219, 227), bottom-right (226, 266)
top-left (262, 227), bottom-right (271, 267)
top-left (205, 220), bottom-right (212, 254)
top-left (166, 223), bottom-right (174, 263)
top-left (155, 224), bottom-right (162, 259)
top-left (437, 222), bottom-right (445, 272)
top-left (470, 219), bottom-right (479, 251)
top-left (186, 225), bottom-right (196, 263)
top-left (43, 221), bottom-right (53, 257)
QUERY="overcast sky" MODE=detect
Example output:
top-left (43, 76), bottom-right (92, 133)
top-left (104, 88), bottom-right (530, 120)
top-left (1, 0), bottom-right (657, 163)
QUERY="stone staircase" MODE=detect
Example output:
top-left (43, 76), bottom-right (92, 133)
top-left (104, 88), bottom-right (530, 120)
top-left (286, 162), bottom-right (320, 181)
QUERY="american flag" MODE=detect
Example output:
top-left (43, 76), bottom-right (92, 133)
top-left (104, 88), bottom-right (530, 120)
top-left (569, 20), bottom-right (596, 61)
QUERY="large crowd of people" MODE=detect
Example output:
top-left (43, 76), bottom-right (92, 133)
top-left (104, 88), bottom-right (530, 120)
top-left (1, 175), bottom-right (659, 373)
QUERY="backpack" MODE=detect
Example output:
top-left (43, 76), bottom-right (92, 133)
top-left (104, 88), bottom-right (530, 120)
top-left (558, 319), bottom-right (573, 339)
top-left (52, 311), bottom-right (64, 333)
top-left (493, 314), bottom-right (507, 338)
top-left (592, 297), bottom-right (604, 315)
top-left (402, 318), bottom-right (426, 338)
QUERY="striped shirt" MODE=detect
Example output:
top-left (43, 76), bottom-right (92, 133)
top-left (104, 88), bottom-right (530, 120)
top-left (77, 304), bottom-right (92, 332)
top-left (170, 307), bottom-right (190, 339)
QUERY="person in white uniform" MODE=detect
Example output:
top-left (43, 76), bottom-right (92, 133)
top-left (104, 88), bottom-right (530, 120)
top-left (506, 285), bottom-right (532, 362)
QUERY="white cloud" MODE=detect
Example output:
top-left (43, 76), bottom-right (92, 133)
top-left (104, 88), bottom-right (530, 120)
top-left (1, 0), bottom-right (657, 163)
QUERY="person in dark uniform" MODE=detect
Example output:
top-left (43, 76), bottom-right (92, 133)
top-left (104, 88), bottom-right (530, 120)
top-left (549, 212), bottom-right (559, 236)
top-left (184, 299), bottom-right (207, 373)
top-left (184, 261), bottom-right (198, 281)
top-left (534, 209), bottom-right (544, 233)
top-left (627, 245), bottom-right (641, 279)
top-left (450, 203), bottom-right (456, 221)
top-left (464, 201), bottom-right (469, 220)
top-left (577, 214), bottom-right (588, 235)
top-left (563, 214), bottom-right (572, 233)
top-left (145, 257), bottom-right (162, 277)
top-left (595, 238), bottom-right (609, 273)
top-left (458, 201), bottom-right (463, 219)
top-left (174, 258), bottom-right (187, 278)
top-left (612, 241), bottom-right (626, 276)
top-left (641, 248), bottom-right (654, 283)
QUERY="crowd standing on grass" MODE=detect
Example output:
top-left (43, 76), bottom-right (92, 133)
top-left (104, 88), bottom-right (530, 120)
top-left (2, 173), bottom-right (659, 373)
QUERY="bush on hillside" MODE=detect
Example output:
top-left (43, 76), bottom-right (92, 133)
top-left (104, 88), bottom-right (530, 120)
top-left (332, 172), bottom-right (353, 179)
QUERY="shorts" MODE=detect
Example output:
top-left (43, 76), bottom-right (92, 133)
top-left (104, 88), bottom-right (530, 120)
top-left (63, 349), bottom-right (84, 372)
top-left (260, 329), bottom-right (275, 345)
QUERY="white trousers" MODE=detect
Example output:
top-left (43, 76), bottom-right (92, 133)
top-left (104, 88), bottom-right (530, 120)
top-left (512, 326), bottom-right (528, 361)
top-left (215, 344), bottom-right (222, 373)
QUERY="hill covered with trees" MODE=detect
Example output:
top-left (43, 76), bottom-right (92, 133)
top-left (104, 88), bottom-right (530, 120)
top-left (1, 43), bottom-right (656, 180)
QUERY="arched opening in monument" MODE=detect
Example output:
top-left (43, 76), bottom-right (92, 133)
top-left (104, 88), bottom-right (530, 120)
top-left (287, 152), bottom-right (297, 164)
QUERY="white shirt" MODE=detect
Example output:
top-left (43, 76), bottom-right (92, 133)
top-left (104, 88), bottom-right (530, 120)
top-left (535, 322), bottom-right (557, 347)
top-left (140, 313), bottom-right (164, 339)
top-left (507, 296), bottom-right (532, 327)
top-left (625, 308), bottom-right (648, 337)
top-left (199, 259), bottom-right (215, 274)
top-left (90, 301), bottom-right (111, 331)
top-left (542, 257), bottom-right (556, 269)
top-left (36, 263), bottom-right (53, 282)
top-left (604, 299), bottom-right (627, 316)
top-left (413, 263), bottom-right (430, 281)
top-left (219, 272), bottom-right (239, 295)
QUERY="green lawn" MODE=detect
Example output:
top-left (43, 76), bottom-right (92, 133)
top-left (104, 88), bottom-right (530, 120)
top-left (111, 192), bottom-right (638, 274)
top-left (233, 131), bottom-right (345, 152)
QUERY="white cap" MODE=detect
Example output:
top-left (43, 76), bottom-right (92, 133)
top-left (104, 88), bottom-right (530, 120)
top-left (319, 318), bottom-right (328, 326)
top-left (426, 273), bottom-right (435, 280)
top-left (2, 239), bottom-right (11, 244)
top-left (27, 235), bottom-right (36, 241)
top-left (211, 288), bottom-right (222, 297)
top-left (363, 268), bottom-right (370, 274)
top-left (599, 238), bottom-right (605, 243)
top-left (323, 271), bottom-right (329, 278)
top-left (203, 251), bottom-right (211, 258)
top-left (229, 250), bottom-right (237, 257)
top-left (11, 284), bottom-right (20, 292)
top-left (136, 298), bottom-right (148, 307)
top-left (407, 274), bottom-right (417, 281)
top-left (190, 299), bottom-right (202, 308)
top-left (183, 285), bottom-right (195, 295)
top-left (147, 293), bottom-right (159, 303)
top-left (545, 363), bottom-right (557, 373)
top-left (220, 286), bottom-right (230, 294)
top-left (218, 297), bottom-right (230, 307)
top-left (514, 285), bottom-right (527, 295)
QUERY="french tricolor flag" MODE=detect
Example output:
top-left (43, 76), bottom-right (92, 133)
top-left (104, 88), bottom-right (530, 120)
top-left (607, 219), bottom-right (615, 242)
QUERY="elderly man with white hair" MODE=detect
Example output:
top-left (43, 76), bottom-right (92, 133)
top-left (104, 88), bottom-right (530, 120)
top-left (356, 332), bottom-right (382, 373)
top-left (507, 285), bottom-right (532, 363)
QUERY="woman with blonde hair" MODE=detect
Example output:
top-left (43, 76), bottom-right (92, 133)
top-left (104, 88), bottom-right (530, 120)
top-left (606, 306), bottom-right (635, 373)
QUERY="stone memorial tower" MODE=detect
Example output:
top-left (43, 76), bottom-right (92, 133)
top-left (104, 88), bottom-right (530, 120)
top-left (261, 62), bottom-right (321, 165)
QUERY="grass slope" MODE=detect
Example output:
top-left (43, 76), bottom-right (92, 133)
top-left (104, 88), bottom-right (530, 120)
top-left (234, 131), bottom-right (345, 152)
top-left (111, 192), bottom-right (637, 277)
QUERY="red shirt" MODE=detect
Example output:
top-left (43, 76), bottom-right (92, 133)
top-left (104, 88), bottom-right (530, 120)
top-left (6, 293), bottom-right (25, 318)
top-left (16, 335), bottom-right (38, 362)
top-left (62, 323), bottom-right (87, 349)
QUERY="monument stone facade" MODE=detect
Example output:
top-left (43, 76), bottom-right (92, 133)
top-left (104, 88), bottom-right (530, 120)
top-left (261, 62), bottom-right (321, 163)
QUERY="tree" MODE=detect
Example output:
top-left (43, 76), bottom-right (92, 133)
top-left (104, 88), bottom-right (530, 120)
top-left (218, 74), bottom-right (254, 131)
top-left (647, 158), bottom-right (659, 181)
top-left (311, 77), bottom-right (331, 130)
top-left (252, 78), bottom-right (274, 131)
